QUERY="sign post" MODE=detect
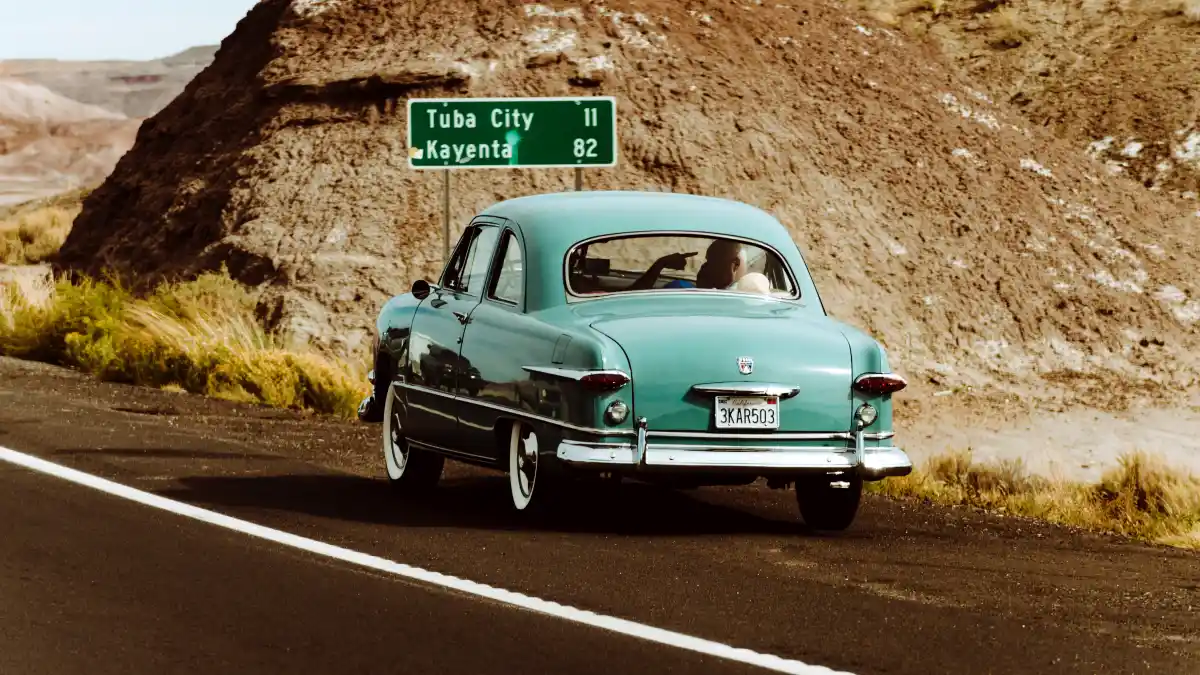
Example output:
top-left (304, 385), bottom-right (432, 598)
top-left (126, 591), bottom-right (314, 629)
top-left (407, 96), bottom-right (618, 265)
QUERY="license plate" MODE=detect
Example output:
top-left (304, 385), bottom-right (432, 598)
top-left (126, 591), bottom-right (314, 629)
top-left (714, 396), bottom-right (779, 430)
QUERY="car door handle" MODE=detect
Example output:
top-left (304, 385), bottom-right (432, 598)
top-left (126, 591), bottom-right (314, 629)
top-left (452, 311), bottom-right (470, 325)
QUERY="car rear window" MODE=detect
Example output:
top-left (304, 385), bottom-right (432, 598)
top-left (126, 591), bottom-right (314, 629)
top-left (565, 233), bottom-right (799, 299)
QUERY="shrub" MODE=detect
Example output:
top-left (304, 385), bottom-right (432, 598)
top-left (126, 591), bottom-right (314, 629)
top-left (0, 269), bottom-right (368, 418)
top-left (868, 448), bottom-right (1200, 549)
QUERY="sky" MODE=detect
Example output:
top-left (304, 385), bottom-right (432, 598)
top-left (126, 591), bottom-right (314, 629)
top-left (0, 0), bottom-right (260, 61)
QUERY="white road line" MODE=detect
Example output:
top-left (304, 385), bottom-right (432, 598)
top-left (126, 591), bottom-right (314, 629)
top-left (0, 445), bottom-right (856, 675)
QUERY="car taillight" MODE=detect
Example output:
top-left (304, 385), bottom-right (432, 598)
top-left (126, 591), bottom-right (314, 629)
top-left (579, 371), bottom-right (630, 391)
top-left (853, 373), bottom-right (907, 396)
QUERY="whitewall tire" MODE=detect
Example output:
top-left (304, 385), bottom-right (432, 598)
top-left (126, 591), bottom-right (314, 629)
top-left (508, 421), bottom-right (563, 511)
top-left (509, 422), bottom-right (539, 510)
top-left (381, 382), bottom-right (443, 490)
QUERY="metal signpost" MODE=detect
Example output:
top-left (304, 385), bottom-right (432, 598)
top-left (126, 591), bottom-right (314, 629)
top-left (406, 96), bottom-right (618, 264)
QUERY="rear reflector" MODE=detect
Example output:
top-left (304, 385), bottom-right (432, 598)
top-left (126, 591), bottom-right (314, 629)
top-left (853, 373), bottom-right (908, 396)
top-left (579, 371), bottom-right (631, 391)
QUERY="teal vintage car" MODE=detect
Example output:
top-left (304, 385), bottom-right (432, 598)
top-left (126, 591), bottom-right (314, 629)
top-left (357, 190), bottom-right (912, 530)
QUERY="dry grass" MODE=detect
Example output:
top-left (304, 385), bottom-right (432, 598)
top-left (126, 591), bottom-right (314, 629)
top-left (868, 448), bottom-right (1200, 549)
top-left (0, 206), bottom-right (79, 264)
top-left (0, 268), bottom-right (369, 418)
top-left (0, 186), bottom-right (91, 265)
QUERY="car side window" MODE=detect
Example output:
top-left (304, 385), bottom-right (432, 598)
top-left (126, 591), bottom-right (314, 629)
top-left (489, 230), bottom-right (524, 305)
top-left (457, 224), bottom-right (501, 296)
top-left (440, 227), bottom-right (478, 291)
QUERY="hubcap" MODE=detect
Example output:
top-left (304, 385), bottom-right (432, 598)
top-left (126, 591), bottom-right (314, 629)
top-left (516, 432), bottom-right (537, 498)
top-left (389, 408), bottom-right (408, 473)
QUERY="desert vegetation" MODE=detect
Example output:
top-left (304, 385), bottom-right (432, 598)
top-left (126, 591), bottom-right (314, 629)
top-left (0, 267), bottom-right (368, 417)
top-left (868, 448), bottom-right (1200, 549)
top-left (0, 188), bottom-right (89, 264)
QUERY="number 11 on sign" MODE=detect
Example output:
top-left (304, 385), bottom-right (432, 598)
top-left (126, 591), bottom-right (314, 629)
top-left (583, 107), bottom-right (598, 127)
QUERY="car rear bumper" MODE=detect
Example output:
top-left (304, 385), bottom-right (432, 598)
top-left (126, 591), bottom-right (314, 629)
top-left (555, 440), bottom-right (913, 480)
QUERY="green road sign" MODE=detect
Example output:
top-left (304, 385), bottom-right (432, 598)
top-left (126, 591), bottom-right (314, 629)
top-left (407, 96), bottom-right (617, 169)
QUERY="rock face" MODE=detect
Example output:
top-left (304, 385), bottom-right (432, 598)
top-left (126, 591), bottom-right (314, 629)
top-left (853, 0), bottom-right (1200, 198)
top-left (55, 0), bottom-right (1200, 398)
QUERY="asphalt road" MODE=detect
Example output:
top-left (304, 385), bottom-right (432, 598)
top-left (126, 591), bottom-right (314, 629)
top-left (2, 356), bottom-right (1198, 675)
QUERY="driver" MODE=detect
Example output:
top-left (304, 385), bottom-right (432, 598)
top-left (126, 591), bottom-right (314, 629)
top-left (628, 238), bottom-right (748, 290)
top-left (696, 239), bottom-right (747, 289)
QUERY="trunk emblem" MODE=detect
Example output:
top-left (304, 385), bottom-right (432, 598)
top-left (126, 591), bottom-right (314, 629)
top-left (736, 356), bottom-right (754, 375)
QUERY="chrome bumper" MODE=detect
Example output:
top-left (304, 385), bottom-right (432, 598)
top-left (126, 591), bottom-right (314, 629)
top-left (555, 422), bottom-right (912, 480)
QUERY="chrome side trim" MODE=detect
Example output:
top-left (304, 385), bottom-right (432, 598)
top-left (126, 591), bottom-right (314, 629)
top-left (408, 439), bottom-right (494, 463)
top-left (522, 365), bottom-right (629, 381)
top-left (648, 430), bottom-right (852, 441)
top-left (394, 381), bottom-right (898, 443)
top-left (393, 381), bottom-right (636, 437)
top-left (651, 443), bottom-right (850, 453)
top-left (689, 382), bottom-right (801, 399)
top-left (399, 382), bottom-right (456, 400)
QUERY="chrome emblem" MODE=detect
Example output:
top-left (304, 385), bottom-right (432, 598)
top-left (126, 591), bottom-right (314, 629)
top-left (737, 356), bottom-right (754, 375)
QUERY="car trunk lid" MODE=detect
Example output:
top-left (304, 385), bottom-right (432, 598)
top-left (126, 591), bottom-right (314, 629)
top-left (587, 297), bottom-right (853, 434)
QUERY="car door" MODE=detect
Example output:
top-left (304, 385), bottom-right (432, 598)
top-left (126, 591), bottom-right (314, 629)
top-left (456, 224), bottom-right (537, 458)
top-left (404, 220), bottom-right (502, 453)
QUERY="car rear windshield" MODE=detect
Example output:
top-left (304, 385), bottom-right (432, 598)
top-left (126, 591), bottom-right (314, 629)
top-left (565, 234), bottom-right (799, 299)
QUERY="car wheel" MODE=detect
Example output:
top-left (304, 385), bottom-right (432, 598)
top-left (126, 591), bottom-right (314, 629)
top-left (382, 382), bottom-right (444, 490)
top-left (507, 421), bottom-right (557, 512)
top-left (794, 474), bottom-right (863, 531)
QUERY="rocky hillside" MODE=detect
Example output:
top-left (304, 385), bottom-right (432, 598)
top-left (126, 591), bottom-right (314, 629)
top-left (55, 0), bottom-right (1200, 403)
top-left (0, 46), bottom-right (218, 119)
top-left (850, 0), bottom-right (1200, 199)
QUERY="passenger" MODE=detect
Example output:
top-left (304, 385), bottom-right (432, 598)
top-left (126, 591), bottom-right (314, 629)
top-left (734, 272), bottom-right (772, 295)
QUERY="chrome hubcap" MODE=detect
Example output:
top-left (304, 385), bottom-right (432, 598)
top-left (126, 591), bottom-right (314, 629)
top-left (389, 409), bottom-right (408, 472)
top-left (516, 432), bottom-right (537, 498)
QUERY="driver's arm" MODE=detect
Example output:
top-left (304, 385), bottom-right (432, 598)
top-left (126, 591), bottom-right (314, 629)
top-left (627, 259), bottom-right (670, 291)
top-left (627, 251), bottom-right (696, 291)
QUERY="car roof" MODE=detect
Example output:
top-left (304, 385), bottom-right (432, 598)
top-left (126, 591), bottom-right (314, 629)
top-left (478, 190), bottom-right (794, 253)
top-left (475, 190), bottom-right (823, 313)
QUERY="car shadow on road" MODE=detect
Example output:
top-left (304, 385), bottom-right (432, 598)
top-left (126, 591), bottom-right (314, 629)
top-left (151, 472), bottom-right (816, 536)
